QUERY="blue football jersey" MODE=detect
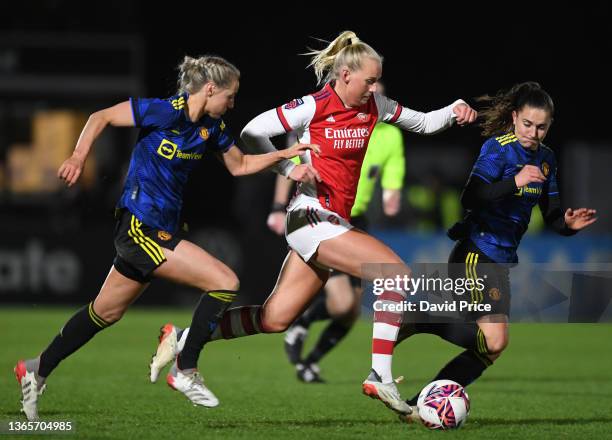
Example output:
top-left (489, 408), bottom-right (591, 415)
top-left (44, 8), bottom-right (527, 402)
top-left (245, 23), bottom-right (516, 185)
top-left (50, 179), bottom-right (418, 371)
top-left (117, 93), bottom-right (235, 233)
top-left (466, 133), bottom-right (559, 263)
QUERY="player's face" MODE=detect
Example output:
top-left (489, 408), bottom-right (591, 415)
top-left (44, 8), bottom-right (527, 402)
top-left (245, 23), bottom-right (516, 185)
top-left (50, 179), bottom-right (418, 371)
top-left (207, 80), bottom-right (239, 118)
top-left (345, 57), bottom-right (382, 106)
top-left (512, 105), bottom-right (552, 150)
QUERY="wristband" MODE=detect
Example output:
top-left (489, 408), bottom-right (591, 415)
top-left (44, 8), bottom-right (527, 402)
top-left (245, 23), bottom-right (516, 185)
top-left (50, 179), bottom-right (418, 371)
top-left (271, 202), bottom-right (286, 213)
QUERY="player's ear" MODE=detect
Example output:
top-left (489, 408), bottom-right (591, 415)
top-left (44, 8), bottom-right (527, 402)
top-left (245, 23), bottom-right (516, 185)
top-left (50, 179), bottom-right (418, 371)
top-left (511, 110), bottom-right (518, 125)
top-left (340, 67), bottom-right (351, 84)
top-left (204, 82), bottom-right (215, 97)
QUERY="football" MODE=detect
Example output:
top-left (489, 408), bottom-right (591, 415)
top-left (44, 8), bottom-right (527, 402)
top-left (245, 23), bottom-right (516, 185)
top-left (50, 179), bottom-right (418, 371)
top-left (416, 380), bottom-right (470, 429)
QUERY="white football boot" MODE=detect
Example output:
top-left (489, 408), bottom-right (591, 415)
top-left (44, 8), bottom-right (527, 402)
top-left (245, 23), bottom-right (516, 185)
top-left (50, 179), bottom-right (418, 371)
top-left (166, 361), bottom-right (219, 407)
top-left (399, 405), bottom-right (420, 424)
top-left (362, 369), bottom-right (412, 415)
top-left (14, 358), bottom-right (46, 421)
top-left (150, 323), bottom-right (182, 383)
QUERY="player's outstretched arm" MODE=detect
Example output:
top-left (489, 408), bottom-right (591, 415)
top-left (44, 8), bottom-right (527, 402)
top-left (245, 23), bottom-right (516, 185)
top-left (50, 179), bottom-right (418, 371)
top-left (240, 109), bottom-right (299, 177)
top-left (221, 143), bottom-right (320, 177)
top-left (538, 190), bottom-right (598, 235)
top-left (375, 95), bottom-right (477, 135)
top-left (58, 101), bottom-right (134, 187)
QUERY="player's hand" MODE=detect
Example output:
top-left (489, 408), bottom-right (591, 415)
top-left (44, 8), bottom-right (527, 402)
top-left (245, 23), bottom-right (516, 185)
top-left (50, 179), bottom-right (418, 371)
top-left (279, 143), bottom-right (321, 160)
top-left (267, 212), bottom-right (286, 235)
top-left (564, 208), bottom-right (598, 230)
top-left (58, 155), bottom-right (84, 187)
top-left (453, 103), bottom-right (477, 126)
top-left (288, 164), bottom-right (322, 185)
top-left (383, 188), bottom-right (401, 216)
top-left (514, 165), bottom-right (546, 187)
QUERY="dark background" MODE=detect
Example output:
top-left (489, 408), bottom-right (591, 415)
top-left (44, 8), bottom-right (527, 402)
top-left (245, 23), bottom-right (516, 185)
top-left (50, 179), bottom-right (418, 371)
top-left (1, 3), bottom-right (610, 305)
top-left (4, 3), bottom-right (611, 139)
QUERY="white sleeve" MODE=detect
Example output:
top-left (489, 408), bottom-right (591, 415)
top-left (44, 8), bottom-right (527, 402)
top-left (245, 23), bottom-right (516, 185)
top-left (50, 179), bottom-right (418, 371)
top-left (240, 96), bottom-right (315, 177)
top-left (277, 95), bottom-right (316, 132)
top-left (374, 93), bottom-right (465, 135)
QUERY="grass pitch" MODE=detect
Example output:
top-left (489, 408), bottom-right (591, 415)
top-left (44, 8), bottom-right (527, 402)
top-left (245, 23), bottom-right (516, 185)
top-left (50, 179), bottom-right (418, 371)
top-left (1, 307), bottom-right (611, 439)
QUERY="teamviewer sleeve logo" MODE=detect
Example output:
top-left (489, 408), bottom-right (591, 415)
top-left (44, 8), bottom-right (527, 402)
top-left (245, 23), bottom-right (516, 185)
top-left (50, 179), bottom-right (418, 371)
top-left (157, 139), bottom-right (178, 160)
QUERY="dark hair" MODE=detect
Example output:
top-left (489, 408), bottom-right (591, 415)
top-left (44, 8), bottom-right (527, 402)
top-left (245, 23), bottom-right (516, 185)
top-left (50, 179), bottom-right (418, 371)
top-left (476, 82), bottom-right (554, 137)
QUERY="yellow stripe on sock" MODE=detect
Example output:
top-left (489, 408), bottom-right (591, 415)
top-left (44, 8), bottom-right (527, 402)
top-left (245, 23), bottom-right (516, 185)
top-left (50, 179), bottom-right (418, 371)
top-left (208, 292), bottom-right (237, 303)
top-left (477, 328), bottom-right (490, 356)
top-left (474, 349), bottom-right (493, 366)
top-left (88, 303), bottom-right (108, 328)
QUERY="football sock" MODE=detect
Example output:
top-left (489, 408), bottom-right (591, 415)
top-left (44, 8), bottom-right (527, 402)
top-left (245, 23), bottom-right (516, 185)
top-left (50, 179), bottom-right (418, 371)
top-left (208, 305), bottom-right (264, 340)
top-left (405, 324), bottom-right (492, 405)
top-left (39, 302), bottom-right (112, 378)
top-left (432, 349), bottom-right (492, 386)
top-left (371, 289), bottom-right (406, 383)
top-left (303, 319), bottom-right (352, 365)
top-left (177, 290), bottom-right (237, 370)
top-left (293, 294), bottom-right (329, 329)
top-left (406, 350), bottom-right (492, 405)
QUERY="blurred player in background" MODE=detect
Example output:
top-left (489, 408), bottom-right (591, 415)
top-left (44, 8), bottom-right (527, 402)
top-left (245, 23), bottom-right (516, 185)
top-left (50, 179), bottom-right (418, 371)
top-left (14, 55), bottom-right (315, 420)
top-left (268, 81), bottom-right (406, 383)
top-left (150, 31), bottom-right (476, 416)
top-left (397, 81), bottom-right (597, 422)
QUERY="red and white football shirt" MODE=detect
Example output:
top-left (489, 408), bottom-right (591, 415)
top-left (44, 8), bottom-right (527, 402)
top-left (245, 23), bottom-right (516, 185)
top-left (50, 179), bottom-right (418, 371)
top-left (242, 82), bottom-right (461, 220)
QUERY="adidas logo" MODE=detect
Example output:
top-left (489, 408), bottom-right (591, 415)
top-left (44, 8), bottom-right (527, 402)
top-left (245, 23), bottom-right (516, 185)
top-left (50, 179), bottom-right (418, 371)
top-left (325, 115), bottom-right (335, 123)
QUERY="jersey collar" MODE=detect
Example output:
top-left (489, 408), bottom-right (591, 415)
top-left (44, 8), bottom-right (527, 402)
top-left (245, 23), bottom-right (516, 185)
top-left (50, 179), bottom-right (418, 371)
top-left (326, 81), bottom-right (352, 109)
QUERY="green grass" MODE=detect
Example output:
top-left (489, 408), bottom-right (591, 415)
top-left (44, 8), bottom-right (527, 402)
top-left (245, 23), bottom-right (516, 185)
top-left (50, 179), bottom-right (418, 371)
top-left (1, 307), bottom-right (611, 439)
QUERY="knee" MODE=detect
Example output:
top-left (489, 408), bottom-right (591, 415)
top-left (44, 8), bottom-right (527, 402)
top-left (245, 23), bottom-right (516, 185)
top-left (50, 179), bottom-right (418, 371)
top-left (95, 305), bottom-right (125, 324)
top-left (260, 316), bottom-right (290, 333)
top-left (485, 333), bottom-right (509, 355)
top-left (259, 307), bottom-right (292, 333)
top-left (208, 271), bottom-right (240, 292)
top-left (327, 298), bottom-right (354, 319)
top-left (486, 352), bottom-right (502, 363)
top-left (222, 274), bottom-right (240, 292)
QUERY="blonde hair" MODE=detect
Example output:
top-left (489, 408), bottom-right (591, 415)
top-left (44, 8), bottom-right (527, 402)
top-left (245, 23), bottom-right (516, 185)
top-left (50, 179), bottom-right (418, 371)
top-left (305, 31), bottom-right (383, 85)
top-left (177, 55), bottom-right (240, 94)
